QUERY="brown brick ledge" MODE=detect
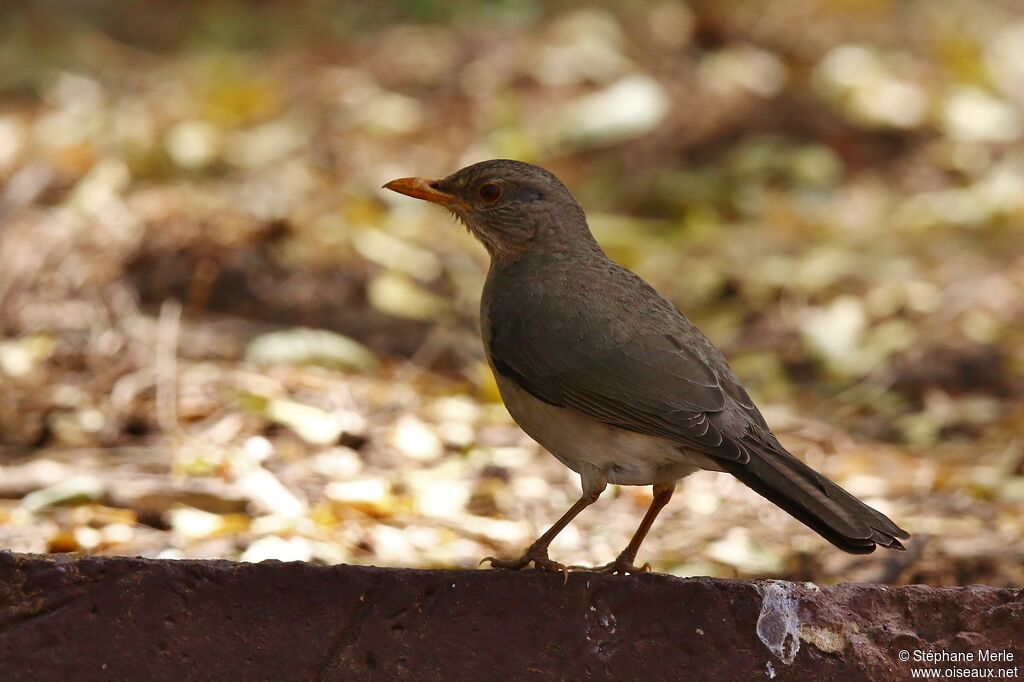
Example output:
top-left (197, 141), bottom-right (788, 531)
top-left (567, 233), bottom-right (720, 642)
top-left (0, 552), bottom-right (1020, 681)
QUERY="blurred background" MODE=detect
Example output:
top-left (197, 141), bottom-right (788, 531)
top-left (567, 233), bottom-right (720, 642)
top-left (0, 0), bottom-right (1022, 586)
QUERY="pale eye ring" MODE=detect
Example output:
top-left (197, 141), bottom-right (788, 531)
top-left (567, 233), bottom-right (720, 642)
top-left (478, 182), bottom-right (502, 203)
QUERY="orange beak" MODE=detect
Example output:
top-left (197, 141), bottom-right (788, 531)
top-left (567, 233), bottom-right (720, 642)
top-left (382, 177), bottom-right (464, 209)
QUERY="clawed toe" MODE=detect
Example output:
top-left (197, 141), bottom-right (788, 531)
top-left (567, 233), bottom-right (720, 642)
top-left (480, 549), bottom-right (569, 579)
top-left (571, 556), bottom-right (652, 575)
top-left (480, 555), bottom-right (530, 570)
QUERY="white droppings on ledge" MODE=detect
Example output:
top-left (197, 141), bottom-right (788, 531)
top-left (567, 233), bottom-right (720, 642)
top-left (756, 581), bottom-right (801, 665)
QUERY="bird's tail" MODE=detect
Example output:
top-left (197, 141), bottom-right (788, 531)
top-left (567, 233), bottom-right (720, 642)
top-left (722, 444), bottom-right (909, 554)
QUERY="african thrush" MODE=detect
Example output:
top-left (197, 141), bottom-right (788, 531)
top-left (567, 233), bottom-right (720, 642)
top-left (385, 160), bottom-right (908, 574)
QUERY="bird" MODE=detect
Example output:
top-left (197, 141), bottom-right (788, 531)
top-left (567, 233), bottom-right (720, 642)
top-left (384, 159), bottom-right (909, 574)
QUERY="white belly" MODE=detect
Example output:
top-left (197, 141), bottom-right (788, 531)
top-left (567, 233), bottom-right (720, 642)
top-left (495, 372), bottom-right (718, 486)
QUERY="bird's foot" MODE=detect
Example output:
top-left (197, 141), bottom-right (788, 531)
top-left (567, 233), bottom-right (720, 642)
top-left (571, 554), bottom-right (652, 575)
top-left (480, 545), bottom-right (569, 578)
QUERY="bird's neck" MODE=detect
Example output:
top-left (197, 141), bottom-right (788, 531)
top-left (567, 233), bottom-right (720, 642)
top-left (485, 236), bottom-right (609, 293)
top-left (487, 220), bottom-right (605, 271)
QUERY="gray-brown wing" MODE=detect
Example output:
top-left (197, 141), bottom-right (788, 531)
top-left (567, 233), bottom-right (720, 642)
top-left (486, 291), bottom-right (756, 463)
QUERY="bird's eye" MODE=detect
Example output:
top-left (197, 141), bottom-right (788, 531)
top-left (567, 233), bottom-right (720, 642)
top-left (478, 182), bottom-right (502, 203)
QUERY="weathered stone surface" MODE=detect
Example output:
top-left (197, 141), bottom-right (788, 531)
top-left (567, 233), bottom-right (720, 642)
top-left (0, 551), bottom-right (1020, 681)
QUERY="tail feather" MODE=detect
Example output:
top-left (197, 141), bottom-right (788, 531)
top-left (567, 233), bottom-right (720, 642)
top-left (722, 444), bottom-right (910, 554)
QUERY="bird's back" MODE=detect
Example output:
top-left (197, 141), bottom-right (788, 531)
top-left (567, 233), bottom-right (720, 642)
top-left (482, 250), bottom-right (766, 437)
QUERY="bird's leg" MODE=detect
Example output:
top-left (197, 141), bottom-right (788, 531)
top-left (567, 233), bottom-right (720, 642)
top-left (482, 473), bottom-right (607, 575)
top-left (577, 481), bottom-right (675, 575)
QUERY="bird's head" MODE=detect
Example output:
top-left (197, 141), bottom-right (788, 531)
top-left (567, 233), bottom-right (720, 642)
top-left (384, 159), bottom-right (595, 263)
